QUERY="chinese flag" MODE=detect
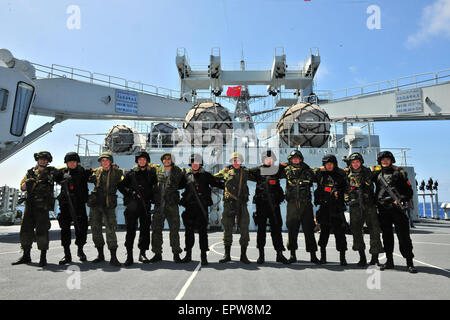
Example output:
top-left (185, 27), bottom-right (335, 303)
top-left (226, 86), bottom-right (242, 97)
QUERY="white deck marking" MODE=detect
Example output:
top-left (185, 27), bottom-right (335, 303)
top-left (392, 253), bottom-right (450, 274)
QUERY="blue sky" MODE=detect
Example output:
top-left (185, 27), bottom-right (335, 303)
top-left (1, 0), bottom-right (449, 200)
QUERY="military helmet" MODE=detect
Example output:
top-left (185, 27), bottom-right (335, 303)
top-left (189, 153), bottom-right (203, 166)
top-left (160, 152), bottom-right (175, 164)
top-left (377, 151), bottom-right (395, 164)
top-left (64, 152), bottom-right (80, 163)
top-left (287, 150), bottom-right (304, 162)
top-left (98, 151), bottom-right (114, 163)
top-left (322, 154), bottom-right (338, 166)
top-left (229, 152), bottom-right (244, 163)
top-left (135, 151), bottom-right (150, 164)
top-left (348, 152), bottom-right (364, 164)
top-left (261, 149), bottom-right (277, 162)
top-left (34, 151), bottom-right (53, 163)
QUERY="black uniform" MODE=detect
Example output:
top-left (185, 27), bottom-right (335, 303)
top-left (250, 164), bottom-right (286, 253)
top-left (180, 168), bottom-right (223, 253)
top-left (373, 165), bottom-right (414, 259)
top-left (314, 167), bottom-right (348, 253)
top-left (54, 165), bottom-right (91, 249)
top-left (118, 166), bottom-right (157, 252)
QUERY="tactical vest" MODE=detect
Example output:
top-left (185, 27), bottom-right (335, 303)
top-left (314, 168), bottom-right (346, 205)
top-left (56, 166), bottom-right (90, 204)
top-left (155, 165), bottom-right (183, 206)
top-left (284, 163), bottom-right (314, 202)
top-left (221, 167), bottom-right (250, 203)
top-left (90, 167), bottom-right (123, 208)
top-left (375, 166), bottom-right (412, 205)
top-left (346, 166), bottom-right (375, 202)
top-left (24, 166), bottom-right (56, 209)
top-left (180, 168), bottom-right (213, 207)
top-left (253, 165), bottom-right (284, 204)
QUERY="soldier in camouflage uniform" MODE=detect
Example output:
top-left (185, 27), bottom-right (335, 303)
top-left (88, 152), bottom-right (124, 267)
top-left (280, 150), bottom-right (319, 264)
top-left (12, 151), bottom-right (56, 267)
top-left (149, 153), bottom-right (185, 263)
top-left (214, 152), bottom-right (258, 264)
top-left (372, 151), bottom-right (417, 273)
top-left (343, 152), bottom-right (383, 267)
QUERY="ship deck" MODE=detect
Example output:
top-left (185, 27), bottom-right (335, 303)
top-left (0, 219), bottom-right (449, 300)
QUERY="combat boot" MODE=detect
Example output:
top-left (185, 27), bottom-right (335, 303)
top-left (38, 250), bottom-right (47, 267)
top-left (139, 250), bottom-right (150, 263)
top-left (310, 251), bottom-right (320, 264)
top-left (219, 245), bottom-right (231, 263)
top-left (276, 251), bottom-right (289, 264)
top-left (406, 257), bottom-right (418, 274)
top-left (59, 246), bottom-right (72, 265)
top-left (12, 248), bottom-right (32, 265)
top-left (380, 253), bottom-right (394, 271)
top-left (288, 249), bottom-right (297, 264)
top-left (357, 249), bottom-right (367, 267)
top-left (319, 247), bottom-right (327, 264)
top-left (181, 249), bottom-right (192, 263)
top-left (173, 253), bottom-right (182, 263)
top-left (92, 246), bottom-right (105, 263)
top-left (369, 253), bottom-right (379, 266)
top-left (77, 245), bottom-right (87, 262)
top-left (200, 251), bottom-right (208, 266)
top-left (109, 249), bottom-right (121, 267)
top-left (240, 246), bottom-right (251, 264)
top-left (257, 248), bottom-right (265, 264)
top-left (124, 248), bottom-right (133, 267)
top-left (149, 253), bottom-right (162, 263)
top-left (340, 251), bottom-right (347, 266)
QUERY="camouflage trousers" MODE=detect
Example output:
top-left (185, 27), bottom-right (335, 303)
top-left (349, 203), bottom-right (384, 254)
top-left (285, 201), bottom-right (318, 252)
top-left (89, 206), bottom-right (118, 250)
top-left (20, 204), bottom-right (51, 250)
top-left (151, 203), bottom-right (182, 255)
top-left (221, 200), bottom-right (250, 247)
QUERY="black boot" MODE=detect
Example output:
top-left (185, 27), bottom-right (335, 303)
top-left (12, 248), bottom-right (31, 265)
top-left (406, 257), bottom-right (418, 274)
top-left (310, 251), bottom-right (320, 264)
top-left (219, 245), bottom-right (231, 263)
top-left (340, 251), bottom-right (347, 266)
top-left (276, 251), bottom-right (289, 264)
top-left (92, 247), bottom-right (105, 263)
top-left (319, 247), bottom-right (327, 264)
top-left (380, 252), bottom-right (394, 271)
top-left (201, 251), bottom-right (208, 266)
top-left (173, 253), bottom-right (182, 263)
top-left (257, 248), bottom-right (265, 264)
top-left (357, 250), bottom-right (367, 267)
top-left (181, 249), bottom-right (192, 263)
top-left (288, 249), bottom-right (297, 264)
top-left (77, 246), bottom-right (87, 262)
top-left (59, 246), bottom-right (72, 265)
top-left (124, 248), bottom-right (133, 266)
top-left (139, 250), bottom-right (150, 263)
top-left (149, 253), bottom-right (162, 263)
top-left (109, 248), bottom-right (121, 267)
top-left (369, 253), bottom-right (379, 266)
top-left (39, 250), bottom-right (47, 267)
top-left (240, 246), bottom-right (251, 264)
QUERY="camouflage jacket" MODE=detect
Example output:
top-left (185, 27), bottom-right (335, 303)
top-left (343, 165), bottom-right (376, 204)
top-left (21, 166), bottom-right (57, 209)
top-left (88, 167), bottom-right (124, 208)
top-left (152, 164), bottom-right (185, 206)
top-left (214, 166), bottom-right (257, 203)
top-left (279, 162), bottom-right (316, 202)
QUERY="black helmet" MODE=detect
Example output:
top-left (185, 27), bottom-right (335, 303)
top-left (64, 152), bottom-right (80, 163)
top-left (377, 151), bottom-right (395, 165)
top-left (135, 151), bottom-right (150, 164)
top-left (287, 150), bottom-right (304, 162)
top-left (348, 152), bottom-right (364, 164)
top-left (34, 151), bottom-right (53, 163)
top-left (261, 149), bottom-right (277, 162)
top-left (322, 154), bottom-right (337, 166)
top-left (189, 153), bottom-right (203, 166)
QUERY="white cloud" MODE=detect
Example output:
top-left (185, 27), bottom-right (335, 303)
top-left (349, 66), bottom-right (357, 73)
top-left (407, 0), bottom-right (450, 47)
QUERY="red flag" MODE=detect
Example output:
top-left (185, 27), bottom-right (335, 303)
top-left (226, 86), bottom-right (242, 97)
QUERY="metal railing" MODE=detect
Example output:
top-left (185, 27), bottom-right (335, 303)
top-left (32, 62), bottom-right (183, 101)
top-left (317, 68), bottom-right (450, 103)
